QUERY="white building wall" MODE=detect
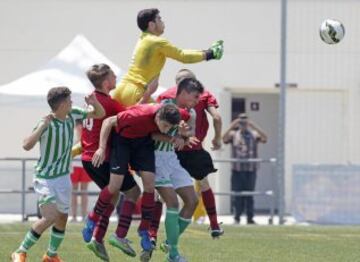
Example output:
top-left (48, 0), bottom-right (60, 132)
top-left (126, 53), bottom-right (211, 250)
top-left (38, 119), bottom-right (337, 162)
top-left (0, 0), bottom-right (359, 214)
top-left (0, 0), bottom-right (282, 89)
top-left (285, 89), bottom-right (348, 208)
top-left (287, 0), bottom-right (360, 89)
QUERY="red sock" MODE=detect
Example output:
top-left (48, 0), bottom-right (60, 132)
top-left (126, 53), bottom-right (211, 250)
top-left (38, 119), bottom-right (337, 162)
top-left (89, 186), bottom-right (113, 222)
top-left (149, 201), bottom-right (163, 239)
top-left (94, 204), bottom-right (114, 243)
top-left (138, 192), bottom-right (155, 231)
top-left (202, 188), bottom-right (219, 230)
top-left (115, 200), bottom-right (135, 238)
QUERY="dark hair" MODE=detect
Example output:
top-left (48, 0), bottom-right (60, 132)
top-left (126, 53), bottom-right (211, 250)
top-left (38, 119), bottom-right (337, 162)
top-left (176, 78), bottom-right (204, 97)
top-left (175, 68), bottom-right (196, 84)
top-left (157, 104), bottom-right (181, 125)
top-left (137, 8), bottom-right (159, 31)
top-left (86, 63), bottom-right (112, 89)
top-left (47, 86), bottom-right (71, 111)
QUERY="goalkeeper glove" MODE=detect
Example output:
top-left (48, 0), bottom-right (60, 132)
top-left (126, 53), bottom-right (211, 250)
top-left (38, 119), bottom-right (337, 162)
top-left (205, 40), bottom-right (224, 60)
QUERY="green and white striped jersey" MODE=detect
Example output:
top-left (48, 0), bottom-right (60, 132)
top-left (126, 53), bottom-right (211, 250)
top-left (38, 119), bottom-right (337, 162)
top-left (154, 126), bottom-right (178, 152)
top-left (154, 98), bottom-right (196, 152)
top-left (34, 107), bottom-right (87, 179)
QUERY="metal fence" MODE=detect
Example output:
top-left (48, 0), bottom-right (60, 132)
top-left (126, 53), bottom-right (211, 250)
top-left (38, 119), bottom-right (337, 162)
top-left (213, 158), bottom-right (277, 224)
top-left (0, 157), bottom-right (277, 224)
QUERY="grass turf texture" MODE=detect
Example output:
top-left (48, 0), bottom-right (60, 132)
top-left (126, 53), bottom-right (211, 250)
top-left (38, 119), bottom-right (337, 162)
top-left (1, 223), bottom-right (360, 261)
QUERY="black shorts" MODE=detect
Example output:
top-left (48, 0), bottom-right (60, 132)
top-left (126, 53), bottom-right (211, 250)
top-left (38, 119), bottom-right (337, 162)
top-left (82, 161), bottom-right (137, 192)
top-left (110, 134), bottom-right (155, 174)
top-left (176, 149), bottom-right (217, 180)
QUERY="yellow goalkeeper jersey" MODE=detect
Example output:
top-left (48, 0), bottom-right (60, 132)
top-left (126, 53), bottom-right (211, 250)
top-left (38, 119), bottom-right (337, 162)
top-left (112, 32), bottom-right (204, 106)
top-left (124, 32), bottom-right (204, 87)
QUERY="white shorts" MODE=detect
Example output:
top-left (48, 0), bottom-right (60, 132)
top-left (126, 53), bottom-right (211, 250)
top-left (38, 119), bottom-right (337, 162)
top-left (155, 151), bottom-right (193, 190)
top-left (33, 175), bottom-right (72, 214)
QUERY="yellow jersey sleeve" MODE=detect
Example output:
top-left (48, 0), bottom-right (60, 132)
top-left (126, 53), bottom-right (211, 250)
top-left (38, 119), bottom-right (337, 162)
top-left (121, 33), bottom-right (205, 88)
top-left (158, 38), bottom-right (205, 63)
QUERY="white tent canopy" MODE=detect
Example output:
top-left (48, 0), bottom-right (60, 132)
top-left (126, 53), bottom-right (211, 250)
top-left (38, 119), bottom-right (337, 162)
top-left (0, 34), bottom-right (122, 97)
top-left (0, 34), bottom-right (166, 105)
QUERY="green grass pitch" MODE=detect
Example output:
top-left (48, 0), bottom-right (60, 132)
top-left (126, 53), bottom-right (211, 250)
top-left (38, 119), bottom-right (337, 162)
top-left (1, 223), bottom-right (360, 261)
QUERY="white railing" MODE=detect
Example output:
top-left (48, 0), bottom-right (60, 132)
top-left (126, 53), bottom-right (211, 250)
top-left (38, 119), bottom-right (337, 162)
top-left (0, 157), bottom-right (277, 224)
top-left (213, 158), bottom-right (277, 224)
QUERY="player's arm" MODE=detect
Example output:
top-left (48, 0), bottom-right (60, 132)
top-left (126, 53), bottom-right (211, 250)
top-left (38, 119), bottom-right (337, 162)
top-left (85, 93), bottom-right (106, 119)
top-left (23, 114), bottom-right (53, 151)
top-left (177, 112), bottom-right (200, 149)
top-left (179, 109), bottom-right (196, 137)
top-left (92, 115), bottom-right (117, 167)
top-left (151, 132), bottom-right (173, 143)
top-left (187, 110), bottom-right (197, 137)
top-left (176, 107), bottom-right (196, 138)
top-left (152, 132), bottom-right (185, 149)
top-left (138, 76), bottom-right (159, 104)
top-left (207, 106), bottom-right (222, 150)
top-left (160, 39), bottom-right (224, 62)
top-left (159, 39), bottom-right (204, 63)
top-left (152, 132), bottom-right (186, 150)
top-left (222, 119), bottom-right (240, 144)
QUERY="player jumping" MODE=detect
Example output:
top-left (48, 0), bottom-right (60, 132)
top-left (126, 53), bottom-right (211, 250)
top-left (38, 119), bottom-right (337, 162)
top-left (112, 8), bottom-right (224, 106)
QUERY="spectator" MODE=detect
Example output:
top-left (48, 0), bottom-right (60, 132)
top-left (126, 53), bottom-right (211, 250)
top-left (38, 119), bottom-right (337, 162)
top-left (222, 113), bottom-right (267, 224)
top-left (70, 119), bottom-right (92, 222)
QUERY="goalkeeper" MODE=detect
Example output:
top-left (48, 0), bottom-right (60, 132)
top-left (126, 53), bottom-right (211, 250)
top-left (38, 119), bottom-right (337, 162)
top-left (112, 8), bottom-right (224, 106)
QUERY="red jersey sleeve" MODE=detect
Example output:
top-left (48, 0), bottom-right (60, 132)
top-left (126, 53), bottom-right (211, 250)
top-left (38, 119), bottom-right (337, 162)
top-left (179, 108), bottom-right (190, 121)
top-left (112, 100), bottom-right (126, 114)
top-left (204, 91), bottom-right (219, 108)
top-left (157, 86), bottom-right (177, 102)
top-left (156, 96), bottom-right (162, 103)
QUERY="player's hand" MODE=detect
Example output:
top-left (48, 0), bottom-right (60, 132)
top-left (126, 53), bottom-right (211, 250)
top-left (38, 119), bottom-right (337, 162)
top-left (211, 40), bottom-right (224, 59)
top-left (171, 136), bottom-right (186, 150)
top-left (211, 137), bottom-right (222, 151)
top-left (85, 93), bottom-right (98, 106)
top-left (206, 40), bottom-right (224, 60)
top-left (178, 121), bottom-right (190, 136)
top-left (40, 114), bottom-right (54, 128)
top-left (185, 136), bottom-right (200, 148)
top-left (92, 147), bottom-right (105, 168)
